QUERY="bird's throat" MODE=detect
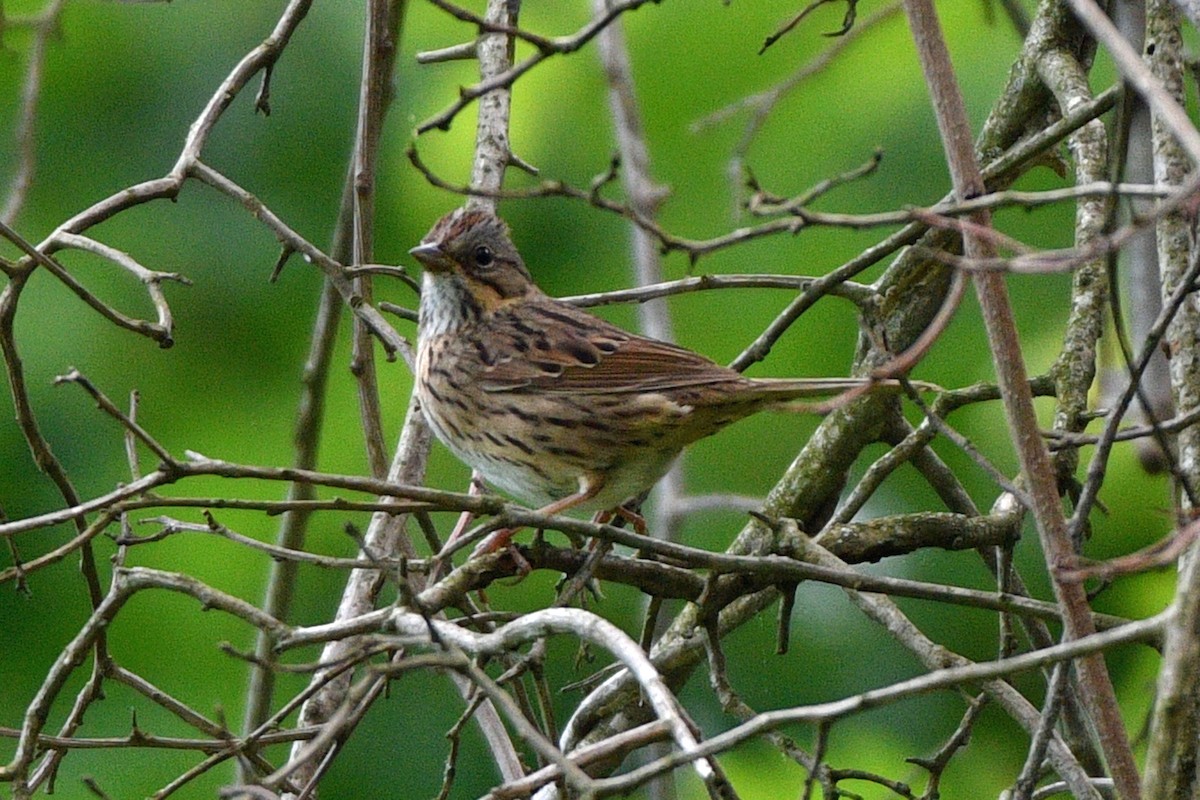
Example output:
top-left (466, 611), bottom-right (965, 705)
top-left (418, 272), bottom-right (484, 339)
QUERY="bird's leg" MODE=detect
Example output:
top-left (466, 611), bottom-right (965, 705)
top-left (583, 504), bottom-right (644, 573)
top-left (471, 477), bottom-right (605, 557)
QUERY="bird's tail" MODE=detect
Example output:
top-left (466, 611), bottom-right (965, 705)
top-left (748, 376), bottom-right (938, 410)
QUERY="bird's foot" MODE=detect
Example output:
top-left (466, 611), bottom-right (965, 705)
top-left (594, 505), bottom-right (648, 536)
top-left (471, 528), bottom-right (532, 576)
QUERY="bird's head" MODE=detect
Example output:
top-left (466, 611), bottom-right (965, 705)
top-left (410, 209), bottom-right (537, 332)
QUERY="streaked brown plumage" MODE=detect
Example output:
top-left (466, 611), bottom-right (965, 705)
top-left (411, 208), bottom-right (877, 553)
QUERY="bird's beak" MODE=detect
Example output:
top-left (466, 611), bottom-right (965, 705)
top-left (408, 241), bottom-right (454, 273)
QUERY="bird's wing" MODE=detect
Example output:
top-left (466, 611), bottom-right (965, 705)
top-left (478, 298), bottom-right (744, 395)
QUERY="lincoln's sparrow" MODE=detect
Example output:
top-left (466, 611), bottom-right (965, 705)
top-left (412, 208), bottom-right (891, 553)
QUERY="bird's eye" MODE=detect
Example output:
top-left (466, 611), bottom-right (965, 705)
top-left (473, 245), bottom-right (494, 268)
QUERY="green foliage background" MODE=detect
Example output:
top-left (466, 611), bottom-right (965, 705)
top-left (0, 2), bottom-right (1171, 797)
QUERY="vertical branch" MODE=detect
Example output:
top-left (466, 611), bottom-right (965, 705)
top-left (594, 0), bottom-right (668, 330)
top-left (1104, 0), bottom-right (1172, 472)
top-left (593, 1), bottom-right (681, 542)
top-left (1036, 46), bottom-right (1114, 779)
top-left (350, 0), bottom-right (402, 479)
top-left (1142, 2), bottom-right (1200, 796)
top-left (1143, 1), bottom-right (1200, 493)
top-left (2, 0), bottom-right (67, 225)
top-left (238, 210), bottom-right (348, 777)
top-left (443, 0), bottom-right (529, 783)
top-left (901, 3), bottom-right (1141, 799)
top-left (594, 6), bottom-right (678, 799)
top-left (280, 3), bottom-right (413, 796)
top-left (283, 401), bottom-right (431, 799)
top-left (1144, 550), bottom-right (1200, 797)
top-left (1039, 49), bottom-right (1109, 478)
top-left (1122, 109), bottom-right (1175, 471)
top-left (467, 0), bottom-right (518, 204)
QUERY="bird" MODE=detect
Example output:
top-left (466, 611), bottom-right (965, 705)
top-left (410, 207), bottom-right (898, 555)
